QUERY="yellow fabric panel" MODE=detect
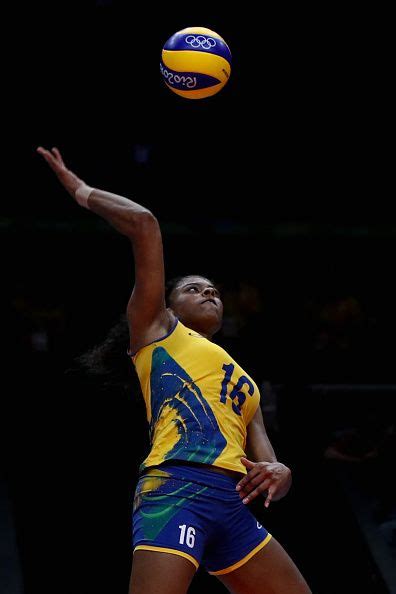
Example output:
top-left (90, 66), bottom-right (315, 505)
top-left (132, 321), bottom-right (261, 475)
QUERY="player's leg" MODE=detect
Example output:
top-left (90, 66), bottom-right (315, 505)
top-left (215, 536), bottom-right (311, 594)
top-left (129, 549), bottom-right (197, 594)
top-left (131, 466), bottom-right (207, 593)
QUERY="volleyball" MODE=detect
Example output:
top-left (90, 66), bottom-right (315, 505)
top-left (160, 27), bottom-right (232, 99)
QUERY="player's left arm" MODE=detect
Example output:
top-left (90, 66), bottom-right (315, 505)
top-left (236, 406), bottom-right (292, 508)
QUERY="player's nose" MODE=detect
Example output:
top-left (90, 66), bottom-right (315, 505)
top-left (202, 287), bottom-right (216, 298)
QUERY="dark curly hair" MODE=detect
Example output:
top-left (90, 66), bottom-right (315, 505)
top-left (74, 275), bottom-right (215, 390)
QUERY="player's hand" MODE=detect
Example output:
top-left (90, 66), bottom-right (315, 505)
top-left (37, 147), bottom-right (85, 198)
top-left (236, 457), bottom-right (292, 508)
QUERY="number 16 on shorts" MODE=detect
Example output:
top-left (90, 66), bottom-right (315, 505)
top-left (179, 524), bottom-right (196, 548)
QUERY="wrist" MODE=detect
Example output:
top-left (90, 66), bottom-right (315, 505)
top-left (75, 184), bottom-right (94, 209)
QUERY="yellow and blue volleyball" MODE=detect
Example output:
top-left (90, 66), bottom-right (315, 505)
top-left (160, 27), bottom-right (232, 99)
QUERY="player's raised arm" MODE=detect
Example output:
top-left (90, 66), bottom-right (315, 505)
top-left (37, 147), bottom-right (171, 354)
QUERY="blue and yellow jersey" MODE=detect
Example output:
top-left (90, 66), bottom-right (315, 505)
top-left (131, 319), bottom-right (261, 475)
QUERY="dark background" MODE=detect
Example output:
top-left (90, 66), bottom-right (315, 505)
top-left (2, 2), bottom-right (394, 593)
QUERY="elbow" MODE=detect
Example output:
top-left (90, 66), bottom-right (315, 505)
top-left (136, 208), bottom-right (157, 226)
top-left (125, 209), bottom-right (159, 237)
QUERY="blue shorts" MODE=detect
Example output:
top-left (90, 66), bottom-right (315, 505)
top-left (132, 463), bottom-right (272, 575)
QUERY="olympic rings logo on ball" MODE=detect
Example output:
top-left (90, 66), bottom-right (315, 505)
top-left (185, 35), bottom-right (216, 49)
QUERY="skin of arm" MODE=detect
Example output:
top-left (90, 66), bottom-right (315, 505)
top-left (36, 147), bottom-right (172, 353)
top-left (87, 189), bottom-right (171, 352)
top-left (245, 405), bottom-right (277, 463)
top-left (236, 405), bottom-right (292, 508)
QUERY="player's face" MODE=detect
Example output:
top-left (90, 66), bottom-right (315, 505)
top-left (168, 276), bottom-right (223, 337)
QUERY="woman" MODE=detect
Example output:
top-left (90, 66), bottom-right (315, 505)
top-left (37, 146), bottom-right (311, 594)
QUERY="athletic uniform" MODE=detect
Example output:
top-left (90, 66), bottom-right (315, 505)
top-left (130, 318), bottom-right (271, 573)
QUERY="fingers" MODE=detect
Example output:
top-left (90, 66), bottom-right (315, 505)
top-left (236, 462), bottom-right (291, 508)
top-left (236, 461), bottom-right (271, 493)
top-left (37, 146), bottom-right (55, 163)
top-left (51, 147), bottom-right (65, 166)
top-left (36, 146), bottom-right (83, 197)
top-left (236, 461), bottom-right (280, 507)
top-left (264, 488), bottom-right (274, 508)
top-left (240, 456), bottom-right (255, 469)
top-left (241, 479), bottom-right (273, 505)
top-left (37, 146), bottom-right (59, 171)
top-left (37, 146), bottom-right (51, 159)
top-left (236, 466), bottom-right (264, 494)
top-left (36, 146), bottom-right (65, 170)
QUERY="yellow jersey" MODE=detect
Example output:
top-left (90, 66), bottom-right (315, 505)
top-left (131, 319), bottom-right (261, 475)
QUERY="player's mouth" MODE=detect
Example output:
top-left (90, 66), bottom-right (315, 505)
top-left (201, 299), bottom-right (217, 306)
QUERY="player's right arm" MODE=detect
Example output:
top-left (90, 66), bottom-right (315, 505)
top-left (37, 147), bottom-right (172, 354)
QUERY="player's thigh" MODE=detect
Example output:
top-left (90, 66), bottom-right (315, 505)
top-left (216, 536), bottom-right (311, 594)
top-left (129, 549), bottom-right (197, 594)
